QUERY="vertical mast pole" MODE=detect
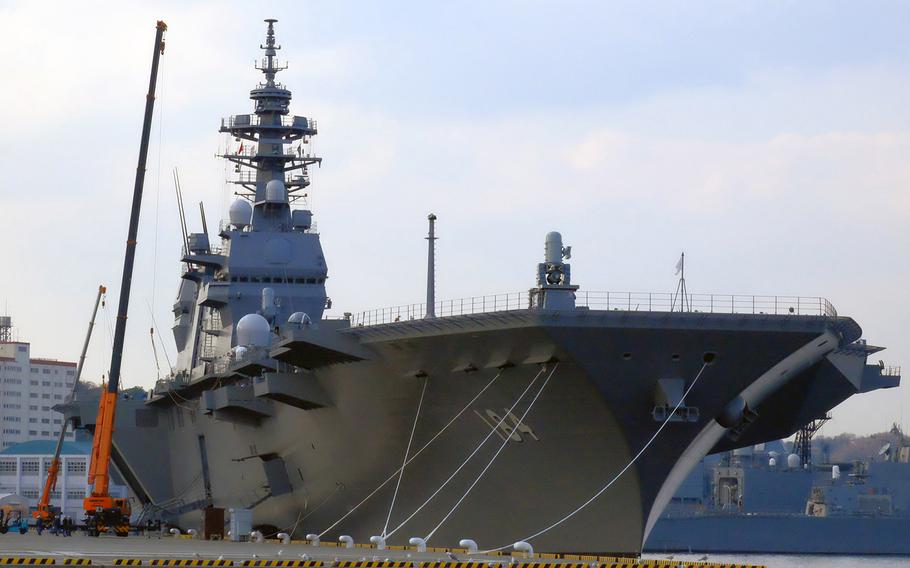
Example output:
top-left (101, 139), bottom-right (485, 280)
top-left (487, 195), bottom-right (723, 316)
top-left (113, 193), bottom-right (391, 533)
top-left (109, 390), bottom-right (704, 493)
top-left (425, 214), bottom-right (437, 318)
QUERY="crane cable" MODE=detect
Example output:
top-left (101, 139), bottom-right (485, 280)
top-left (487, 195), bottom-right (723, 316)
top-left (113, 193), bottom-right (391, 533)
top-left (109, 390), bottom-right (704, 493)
top-left (318, 368), bottom-right (506, 538)
top-left (478, 362), bottom-right (709, 554)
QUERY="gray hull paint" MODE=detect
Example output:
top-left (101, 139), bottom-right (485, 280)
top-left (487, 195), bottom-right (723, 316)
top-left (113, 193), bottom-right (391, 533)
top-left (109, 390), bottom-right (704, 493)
top-left (85, 309), bottom-right (877, 554)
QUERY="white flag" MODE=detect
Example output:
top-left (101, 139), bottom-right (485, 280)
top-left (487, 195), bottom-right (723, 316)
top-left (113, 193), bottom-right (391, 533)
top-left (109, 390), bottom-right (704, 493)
top-left (675, 254), bottom-right (684, 275)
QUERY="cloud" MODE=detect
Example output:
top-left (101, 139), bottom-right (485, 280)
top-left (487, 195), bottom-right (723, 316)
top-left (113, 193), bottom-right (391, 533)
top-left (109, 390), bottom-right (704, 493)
top-left (1, 4), bottom-right (907, 436)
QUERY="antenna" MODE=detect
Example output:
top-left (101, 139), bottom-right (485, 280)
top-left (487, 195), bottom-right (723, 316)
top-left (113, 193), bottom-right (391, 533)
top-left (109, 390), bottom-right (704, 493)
top-left (199, 201), bottom-right (210, 238)
top-left (173, 168), bottom-right (189, 252)
top-left (425, 214), bottom-right (437, 319)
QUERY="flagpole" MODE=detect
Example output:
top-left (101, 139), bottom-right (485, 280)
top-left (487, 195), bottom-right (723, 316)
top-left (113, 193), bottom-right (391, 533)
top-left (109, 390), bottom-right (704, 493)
top-left (673, 252), bottom-right (688, 312)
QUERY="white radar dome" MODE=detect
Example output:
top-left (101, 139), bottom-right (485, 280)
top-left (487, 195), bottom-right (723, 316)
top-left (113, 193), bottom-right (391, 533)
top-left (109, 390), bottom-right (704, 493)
top-left (769, 457), bottom-right (777, 468)
top-left (265, 179), bottom-right (288, 203)
top-left (787, 453), bottom-right (800, 469)
top-left (236, 313), bottom-right (271, 348)
top-left (229, 199), bottom-right (253, 228)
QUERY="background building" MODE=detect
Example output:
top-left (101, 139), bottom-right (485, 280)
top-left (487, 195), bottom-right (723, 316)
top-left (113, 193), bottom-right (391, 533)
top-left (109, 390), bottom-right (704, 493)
top-left (0, 317), bottom-right (77, 449)
top-left (0, 439), bottom-right (127, 519)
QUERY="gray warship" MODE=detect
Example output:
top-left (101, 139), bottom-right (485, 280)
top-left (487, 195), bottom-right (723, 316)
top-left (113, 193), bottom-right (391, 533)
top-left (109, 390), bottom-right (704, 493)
top-left (72, 19), bottom-right (900, 556)
top-left (647, 424), bottom-right (910, 555)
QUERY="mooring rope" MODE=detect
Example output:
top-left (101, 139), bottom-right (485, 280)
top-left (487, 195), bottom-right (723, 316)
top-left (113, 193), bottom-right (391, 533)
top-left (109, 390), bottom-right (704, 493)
top-left (382, 376), bottom-right (429, 538)
top-left (385, 365), bottom-right (549, 539)
top-left (477, 362), bottom-right (709, 553)
top-left (317, 369), bottom-right (505, 537)
top-left (423, 363), bottom-right (559, 542)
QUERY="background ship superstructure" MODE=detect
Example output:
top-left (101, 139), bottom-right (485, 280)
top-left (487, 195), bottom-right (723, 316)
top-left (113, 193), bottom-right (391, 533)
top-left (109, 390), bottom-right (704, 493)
top-left (71, 20), bottom-right (901, 555)
top-left (648, 424), bottom-right (910, 555)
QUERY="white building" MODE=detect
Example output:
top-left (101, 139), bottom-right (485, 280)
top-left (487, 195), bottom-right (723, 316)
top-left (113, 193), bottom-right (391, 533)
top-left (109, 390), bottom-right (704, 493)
top-left (0, 439), bottom-right (128, 519)
top-left (0, 317), bottom-right (77, 449)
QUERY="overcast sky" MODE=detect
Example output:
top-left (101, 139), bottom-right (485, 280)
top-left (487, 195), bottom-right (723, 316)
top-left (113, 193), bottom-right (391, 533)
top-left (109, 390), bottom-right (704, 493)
top-left (1, 1), bottom-right (907, 436)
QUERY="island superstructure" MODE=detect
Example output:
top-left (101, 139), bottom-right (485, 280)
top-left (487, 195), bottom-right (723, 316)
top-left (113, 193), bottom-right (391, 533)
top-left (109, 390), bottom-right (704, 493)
top-left (72, 19), bottom-right (900, 556)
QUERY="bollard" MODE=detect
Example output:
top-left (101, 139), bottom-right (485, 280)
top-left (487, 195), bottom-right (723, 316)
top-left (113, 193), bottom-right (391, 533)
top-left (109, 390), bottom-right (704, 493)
top-left (250, 530), bottom-right (264, 543)
top-left (513, 542), bottom-right (533, 557)
top-left (408, 538), bottom-right (427, 552)
top-left (277, 533), bottom-right (291, 544)
top-left (459, 540), bottom-right (479, 554)
top-left (170, 528), bottom-right (181, 536)
top-left (369, 535), bottom-right (387, 550)
top-left (306, 533), bottom-right (320, 546)
top-left (339, 535), bottom-right (354, 549)
top-left (187, 529), bottom-right (198, 538)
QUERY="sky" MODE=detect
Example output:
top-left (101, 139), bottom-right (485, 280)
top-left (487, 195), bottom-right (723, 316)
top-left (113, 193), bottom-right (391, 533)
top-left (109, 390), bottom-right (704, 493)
top-left (0, 1), bottom-right (907, 436)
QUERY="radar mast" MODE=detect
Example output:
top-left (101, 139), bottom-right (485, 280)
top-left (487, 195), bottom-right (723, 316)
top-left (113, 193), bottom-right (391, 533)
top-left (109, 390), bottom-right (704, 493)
top-left (218, 19), bottom-right (322, 231)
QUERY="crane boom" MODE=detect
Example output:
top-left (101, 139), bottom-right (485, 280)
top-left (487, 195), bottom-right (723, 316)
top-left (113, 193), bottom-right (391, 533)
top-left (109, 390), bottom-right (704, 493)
top-left (84, 20), bottom-right (167, 537)
top-left (33, 285), bottom-right (106, 522)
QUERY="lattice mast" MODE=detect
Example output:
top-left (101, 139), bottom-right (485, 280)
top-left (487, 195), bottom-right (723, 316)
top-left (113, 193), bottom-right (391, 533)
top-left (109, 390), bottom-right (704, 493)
top-left (794, 415), bottom-right (830, 467)
top-left (218, 19), bottom-right (322, 230)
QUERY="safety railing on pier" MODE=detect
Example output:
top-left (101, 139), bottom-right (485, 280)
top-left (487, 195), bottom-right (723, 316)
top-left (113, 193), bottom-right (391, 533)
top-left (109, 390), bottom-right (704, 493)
top-left (349, 291), bottom-right (837, 327)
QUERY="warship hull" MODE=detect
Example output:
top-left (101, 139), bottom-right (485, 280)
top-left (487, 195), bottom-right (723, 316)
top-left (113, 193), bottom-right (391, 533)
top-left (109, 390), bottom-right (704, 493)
top-left (78, 307), bottom-right (888, 554)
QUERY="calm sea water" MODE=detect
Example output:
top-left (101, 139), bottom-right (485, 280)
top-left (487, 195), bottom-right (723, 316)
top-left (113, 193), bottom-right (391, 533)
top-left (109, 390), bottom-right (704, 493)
top-left (642, 553), bottom-right (910, 567)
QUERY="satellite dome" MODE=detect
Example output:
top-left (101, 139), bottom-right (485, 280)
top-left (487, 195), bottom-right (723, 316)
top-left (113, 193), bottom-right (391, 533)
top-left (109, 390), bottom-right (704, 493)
top-left (787, 453), bottom-right (800, 469)
top-left (769, 457), bottom-right (777, 468)
top-left (229, 199), bottom-right (252, 228)
top-left (265, 179), bottom-right (288, 203)
top-left (236, 313), bottom-right (271, 347)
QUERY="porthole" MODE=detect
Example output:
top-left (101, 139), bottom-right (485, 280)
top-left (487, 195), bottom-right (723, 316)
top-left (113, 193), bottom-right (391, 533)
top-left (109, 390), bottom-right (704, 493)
top-left (703, 352), bottom-right (717, 365)
top-left (671, 353), bottom-right (680, 361)
top-left (622, 352), bottom-right (632, 360)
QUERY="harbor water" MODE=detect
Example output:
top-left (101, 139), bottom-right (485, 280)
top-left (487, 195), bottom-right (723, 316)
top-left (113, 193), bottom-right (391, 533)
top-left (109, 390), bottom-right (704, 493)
top-left (650, 553), bottom-right (910, 567)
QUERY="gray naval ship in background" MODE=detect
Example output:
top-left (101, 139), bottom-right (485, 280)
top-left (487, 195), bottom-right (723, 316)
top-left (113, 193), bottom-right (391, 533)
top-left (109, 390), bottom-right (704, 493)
top-left (72, 20), bottom-right (901, 556)
top-left (647, 422), bottom-right (910, 555)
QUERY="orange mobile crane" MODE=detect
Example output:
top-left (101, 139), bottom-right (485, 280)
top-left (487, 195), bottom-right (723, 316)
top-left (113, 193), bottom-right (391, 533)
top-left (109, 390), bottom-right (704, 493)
top-left (83, 20), bottom-right (167, 537)
top-left (32, 285), bottom-right (106, 524)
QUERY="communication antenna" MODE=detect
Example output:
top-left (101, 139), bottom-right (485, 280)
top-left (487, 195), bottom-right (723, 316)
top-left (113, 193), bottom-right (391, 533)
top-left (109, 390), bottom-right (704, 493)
top-left (199, 202), bottom-right (209, 237)
top-left (198, 201), bottom-right (211, 253)
top-left (173, 168), bottom-right (189, 252)
top-left (425, 214), bottom-right (437, 319)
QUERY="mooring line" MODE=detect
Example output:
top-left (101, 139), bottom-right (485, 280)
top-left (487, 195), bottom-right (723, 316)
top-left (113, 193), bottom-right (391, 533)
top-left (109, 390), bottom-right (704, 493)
top-left (381, 376), bottom-right (429, 538)
top-left (318, 368), bottom-right (505, 537)
top-left (478, 362), bottom-right (709, 553)
top-left (423, 363), bottom-right (558, 542)
top-left (384, 365), bottom-right (548, 539)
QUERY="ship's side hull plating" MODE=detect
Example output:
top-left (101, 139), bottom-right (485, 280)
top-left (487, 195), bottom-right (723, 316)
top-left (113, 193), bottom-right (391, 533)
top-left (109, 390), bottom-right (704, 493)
top-left (92, 310), bottom-right (872, 554)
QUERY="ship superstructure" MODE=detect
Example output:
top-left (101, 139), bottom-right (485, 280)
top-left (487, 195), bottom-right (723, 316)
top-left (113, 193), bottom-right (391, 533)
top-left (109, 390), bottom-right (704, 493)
top-left (73, 20), bottom-right (900, 556)
top-left (172, 19), bottom-right (327, 382)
